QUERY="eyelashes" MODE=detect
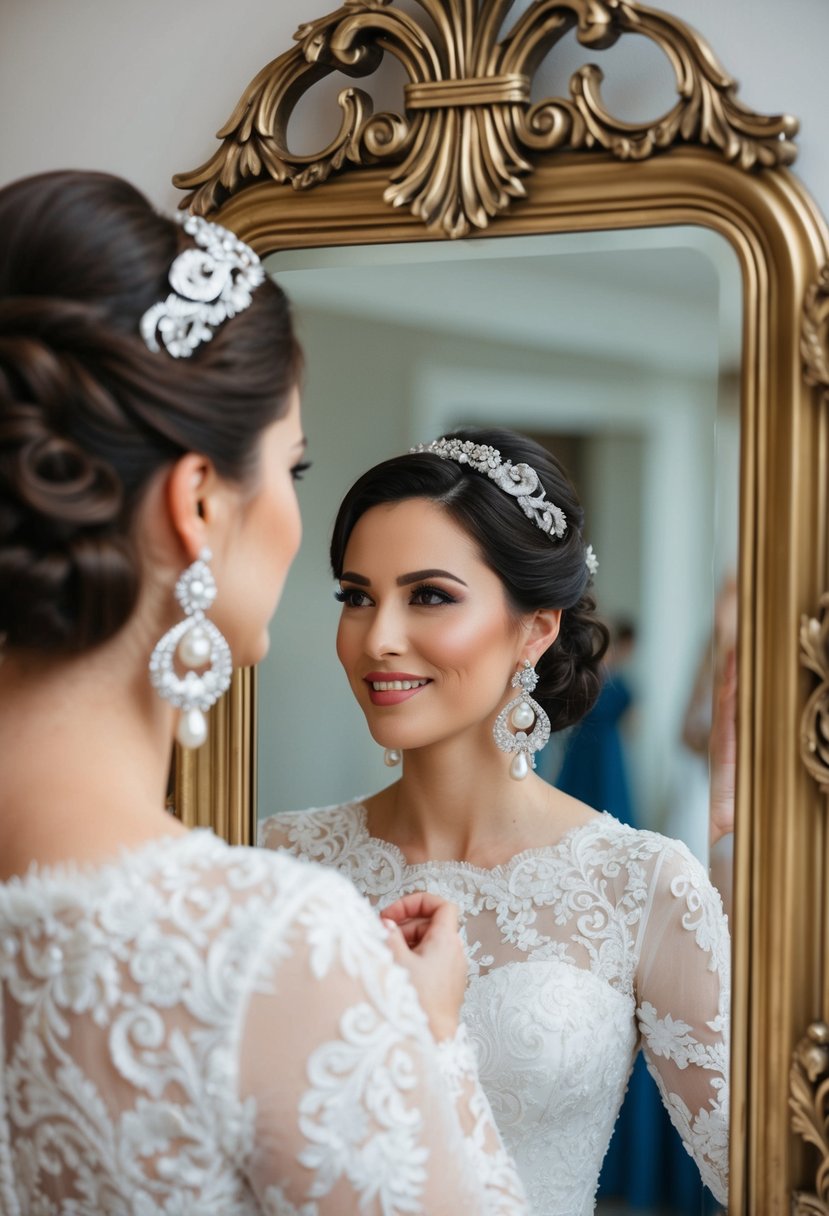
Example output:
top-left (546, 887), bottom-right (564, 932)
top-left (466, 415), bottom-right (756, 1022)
top-left (410, 583), bottom-right (457, 606)
top-left (291, 461), bottom-right (312, 482)
top-left (334, 583), bottom-right (458, 608)
top-left (334, 587), bottom-right (369, 608)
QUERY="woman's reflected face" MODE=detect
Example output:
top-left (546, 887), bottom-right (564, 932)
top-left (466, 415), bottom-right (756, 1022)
top-left (335, 497), bottom-right (525, 752)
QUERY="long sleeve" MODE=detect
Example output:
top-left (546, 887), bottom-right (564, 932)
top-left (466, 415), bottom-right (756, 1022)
top-left (236, 867), bottom-right (528, 1216)
top-left (633, 843), bottom-right (730, 1204)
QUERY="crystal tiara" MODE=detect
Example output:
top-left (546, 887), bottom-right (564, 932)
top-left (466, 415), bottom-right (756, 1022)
top-left (140, 213), bottom-right (265, 358)
top-left (411, 437), bottom-right (567, 538)
top-left (410, 436), bottom-right (599, 575)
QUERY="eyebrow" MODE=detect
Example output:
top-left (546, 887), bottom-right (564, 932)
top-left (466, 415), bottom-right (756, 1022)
top-left (339, 568), bottom-right (468, 588)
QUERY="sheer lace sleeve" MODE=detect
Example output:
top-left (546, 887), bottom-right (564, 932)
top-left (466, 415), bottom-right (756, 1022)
top-left (634, 842), bottom-right (730, 1204)
top-left (237, 866), bottom-right (527, 1216)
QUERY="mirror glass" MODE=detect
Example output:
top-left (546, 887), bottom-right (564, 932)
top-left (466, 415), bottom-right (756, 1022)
top-left (257, 227), bottom-right (740, 1211)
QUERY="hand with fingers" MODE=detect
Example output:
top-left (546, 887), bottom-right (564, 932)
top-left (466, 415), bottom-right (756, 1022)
top-left (709, 646), bottom-right (737, 846)
top-left (380, 892), bottom-right (468, 1042)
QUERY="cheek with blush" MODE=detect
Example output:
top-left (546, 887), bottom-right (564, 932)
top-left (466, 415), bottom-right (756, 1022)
top-left (418, 607), bottom-right (519, 696)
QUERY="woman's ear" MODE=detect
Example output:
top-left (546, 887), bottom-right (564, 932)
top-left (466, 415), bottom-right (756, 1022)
top-left (524, 608), bottom-right (562, 665)
top-left (165, 454), bottom-right (218, 561)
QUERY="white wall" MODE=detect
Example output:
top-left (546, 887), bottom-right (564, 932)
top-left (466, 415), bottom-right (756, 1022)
top-left (3, 0), bottom-right (828, 212)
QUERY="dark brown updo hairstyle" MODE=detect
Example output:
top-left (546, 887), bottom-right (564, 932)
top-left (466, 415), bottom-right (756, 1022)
top-left (0, 170), bottom-right (300, 654)
top-left (330, 427), bottom-right (610, 732)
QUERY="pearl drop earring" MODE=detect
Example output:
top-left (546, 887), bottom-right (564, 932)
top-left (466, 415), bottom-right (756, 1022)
top-left (149, 548), bottom-right (233, 748)
top-left (492, 659), bottom-right (551, 780)
top-left (383, 748), bottom-right (402, 767)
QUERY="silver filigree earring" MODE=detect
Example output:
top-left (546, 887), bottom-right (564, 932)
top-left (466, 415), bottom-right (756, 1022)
top-left (383, 748), bottom-right (402, 767)
top-left (149, 548), bottom-right (233, 748)
top-left (493, 659), bottom-right (551, 780)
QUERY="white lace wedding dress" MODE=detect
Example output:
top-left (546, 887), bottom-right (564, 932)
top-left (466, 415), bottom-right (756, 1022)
top-left (260, 803), bottom-right (730, 1216)
top-left (0, 830), bottom-right (528, 1215)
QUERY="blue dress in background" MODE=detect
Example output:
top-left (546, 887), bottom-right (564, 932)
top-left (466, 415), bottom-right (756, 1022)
top-left (556, 674), bottom-right (635, 827)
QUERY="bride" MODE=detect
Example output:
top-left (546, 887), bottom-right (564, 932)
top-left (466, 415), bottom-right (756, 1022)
top-left (260, 427), bottom-right (731, 1215)
top-left (0, 172), bottom-right (528, 1215)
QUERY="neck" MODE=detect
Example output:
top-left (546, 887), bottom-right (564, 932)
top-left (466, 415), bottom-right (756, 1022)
top-left (0, 630), bottom-right (183, 877)
top-left (373, 724), bottom-right (554, 864)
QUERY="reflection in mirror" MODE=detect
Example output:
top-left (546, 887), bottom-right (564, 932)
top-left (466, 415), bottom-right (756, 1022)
top-left (257, 229), bottom-right (740, 1213)
top-left (260, 228), bottom-right (740, 830)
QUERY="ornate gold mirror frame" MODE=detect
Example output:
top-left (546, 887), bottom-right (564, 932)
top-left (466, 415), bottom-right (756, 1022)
top-left (173, 1), bottom-right (829, 1209)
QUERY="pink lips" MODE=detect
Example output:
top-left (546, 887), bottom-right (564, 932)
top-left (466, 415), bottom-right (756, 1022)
top-left (364, 672), bottom-right (431, 707)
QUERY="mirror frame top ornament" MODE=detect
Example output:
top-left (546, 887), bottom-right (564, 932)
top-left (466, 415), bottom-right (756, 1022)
top-left (174, 2), bottom-right (829, 1210)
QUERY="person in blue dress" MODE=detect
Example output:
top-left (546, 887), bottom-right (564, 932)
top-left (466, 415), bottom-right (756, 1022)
top-left (556, 619), bottom-right (637, 828)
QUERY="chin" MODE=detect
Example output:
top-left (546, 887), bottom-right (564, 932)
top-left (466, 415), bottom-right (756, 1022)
top-left (235, 628), bottom-right (270, 669)
top-left (253, 630), bottom-right (271, 664)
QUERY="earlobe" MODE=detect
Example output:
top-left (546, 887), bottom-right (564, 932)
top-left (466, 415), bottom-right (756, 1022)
top-left (166, 454), bottom-right (214, 562)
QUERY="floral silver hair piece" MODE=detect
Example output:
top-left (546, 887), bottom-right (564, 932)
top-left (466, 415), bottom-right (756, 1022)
top-left (140, 214), bottom-right (265, 358)
top-left (410, 437), bottom-right (568, 539)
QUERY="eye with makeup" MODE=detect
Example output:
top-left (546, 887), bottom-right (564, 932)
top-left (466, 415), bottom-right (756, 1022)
top-left (334, 587), bottom-right (372, 608)
top-left (334, 581), bottom-right (459, 609)
top-left (408, 582), bottom-right (458, 606)
top-left (290, 461), bottom-right (312, 482)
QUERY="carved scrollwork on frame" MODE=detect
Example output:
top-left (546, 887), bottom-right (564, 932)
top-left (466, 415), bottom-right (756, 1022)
top-left (803, 266), bottom-right (829, 405)
top-left (791, 1022), bottom-right (829, 1216)
top-left (800, 594), bottom-right (829, 795)
top-left (174, 0), bottom-right (798, 238)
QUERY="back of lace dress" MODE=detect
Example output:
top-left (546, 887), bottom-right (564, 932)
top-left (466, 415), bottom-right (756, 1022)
top-left (0, 833), bottom-right (527, 1216)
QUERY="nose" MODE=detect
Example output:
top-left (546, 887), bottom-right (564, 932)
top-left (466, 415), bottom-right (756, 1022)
top-left (363, 599), bottom-right (406, 660)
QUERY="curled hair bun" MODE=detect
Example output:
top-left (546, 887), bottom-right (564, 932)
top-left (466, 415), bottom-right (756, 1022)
top-left (0, 316), bottom-right (138, 652)
top-left (10, 421), bottom-right (121, 526)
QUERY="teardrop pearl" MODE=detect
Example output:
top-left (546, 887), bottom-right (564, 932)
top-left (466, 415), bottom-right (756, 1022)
top-left (178, 628), bottom-right (211, 669)
top-left (510, 700), bottom-right (535, 731)
top-left (177, 707), bottom-right (208, 749)
top-left (509, 751), bottom-right (530, 781)
top-left (383, 748), bottom-right (402, 767)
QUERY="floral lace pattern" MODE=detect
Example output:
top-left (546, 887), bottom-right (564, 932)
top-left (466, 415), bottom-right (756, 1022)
top-left (261, 803), bottom-right (730, 1215)
top-left (0, 831), bottom-right (527, 1216)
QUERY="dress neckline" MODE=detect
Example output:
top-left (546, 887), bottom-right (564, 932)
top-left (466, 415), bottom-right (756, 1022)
top-left (349, 801), bottom-right (617, 878)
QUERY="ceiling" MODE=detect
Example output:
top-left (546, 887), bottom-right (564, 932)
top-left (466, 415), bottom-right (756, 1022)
top-left (267, 226), bottom-right (742, 379)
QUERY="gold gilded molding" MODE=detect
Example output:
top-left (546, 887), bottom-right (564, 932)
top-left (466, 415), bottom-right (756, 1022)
top-left (172, 667), bottom-right (256, 845)
top-left (174, 0), bottom-right (798, 238)
top-left (801, 594), bottom-right (829, 794)
top-left (176, 146), bottom-right (829, 1212)
top-left (804, 267), bottom-right (829, 405)
top-left (791, 1022), bottom-right (829, 1216)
